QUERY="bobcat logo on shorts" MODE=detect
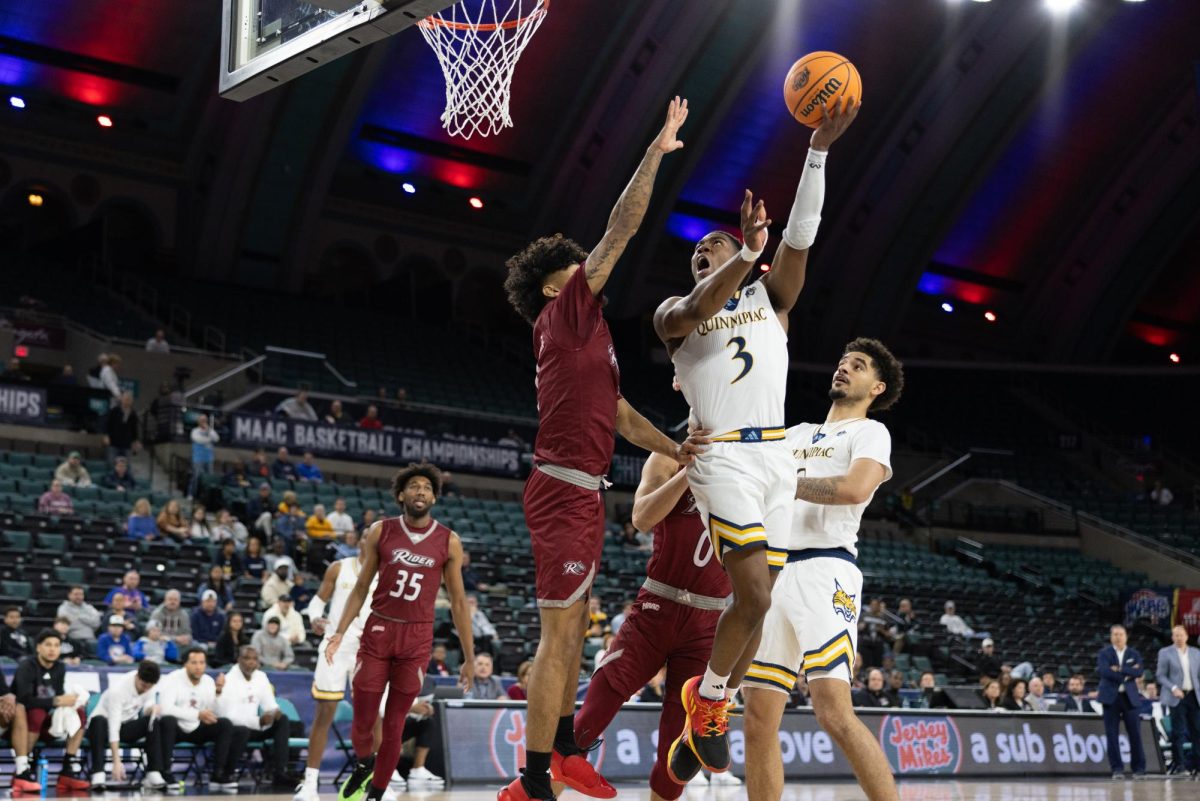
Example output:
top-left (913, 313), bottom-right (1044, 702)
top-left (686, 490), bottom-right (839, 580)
top-left (562, 561), bottom-right (586, 576)
top-left (832, 579), bottom-right (857, 622)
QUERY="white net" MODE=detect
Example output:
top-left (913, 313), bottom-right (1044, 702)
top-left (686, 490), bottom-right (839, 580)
top-left (418, 0), bottom-right (548, 139)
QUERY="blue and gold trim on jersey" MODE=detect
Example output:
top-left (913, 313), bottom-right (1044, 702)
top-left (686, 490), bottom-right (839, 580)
top-left (311, 684), bottom-right (346, 701)
top-left (744, 660), bottom-right (798, 692)
top-left (708, 513), bottom-right (767, 560)
top-left (711, 426), bottom-right (786, 443)
top-left (802, 631), bottom-right (855, 676)
top-left (766, 547), bottom-right (788, 572)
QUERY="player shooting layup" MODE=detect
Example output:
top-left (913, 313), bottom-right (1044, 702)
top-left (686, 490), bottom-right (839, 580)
top-left (654, 99), bottom-right (859, 773)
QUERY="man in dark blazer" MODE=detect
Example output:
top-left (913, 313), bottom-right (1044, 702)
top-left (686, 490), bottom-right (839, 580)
top-left (1063, 674), bottom-right (1096, 714)
top-left (1097, 624), bottom-right (1146, 779)
top-left (1156, 624), bottom-right (1200, 776)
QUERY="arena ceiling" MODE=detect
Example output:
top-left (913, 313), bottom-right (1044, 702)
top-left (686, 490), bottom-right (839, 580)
top-left (1, 0), bottom-right (1198, 364)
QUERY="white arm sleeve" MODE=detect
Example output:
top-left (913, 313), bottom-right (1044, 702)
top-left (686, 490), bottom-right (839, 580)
top-left (782, 148), bottom-right (828, 251)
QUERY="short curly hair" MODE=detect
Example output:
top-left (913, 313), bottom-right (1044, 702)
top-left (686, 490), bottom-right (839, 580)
top-left (391, 462), bottom-right (443, 502)
top-left (503, 234), bottom-right (589, 325)
top-left (844, 337), bottom-right (904, 412)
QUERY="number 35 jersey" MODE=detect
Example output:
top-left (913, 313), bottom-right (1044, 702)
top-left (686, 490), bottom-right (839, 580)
top-left (369, 516), bottom-right (450, 623)
top-left (672, 279), bottom-right (788, 436)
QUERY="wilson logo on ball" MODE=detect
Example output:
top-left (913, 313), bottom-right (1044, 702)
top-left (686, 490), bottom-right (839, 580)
top-left (798, 77), bottom-right (844, 120)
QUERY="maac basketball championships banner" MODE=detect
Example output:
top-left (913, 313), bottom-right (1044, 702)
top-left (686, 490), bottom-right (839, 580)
top-left (438, 702), bottom-right (1161, 782)
top-left (229, 412), bottom-right (521, 477)
top-left (1121, 586), bottom-right (1174, 628)
top-left (1173, 588), bottom-right (1200, 637)
top-left (0, 384), bottom-right (46, 423)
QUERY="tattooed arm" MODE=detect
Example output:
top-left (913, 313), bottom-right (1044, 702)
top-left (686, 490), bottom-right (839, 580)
top-left (794, 459), bottom-right (887, 505)
top-left (585, 97), bottom-right (688, 295)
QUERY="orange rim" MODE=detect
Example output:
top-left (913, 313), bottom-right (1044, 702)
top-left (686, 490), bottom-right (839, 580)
top-left (420, 0), bottom-right (548, 31)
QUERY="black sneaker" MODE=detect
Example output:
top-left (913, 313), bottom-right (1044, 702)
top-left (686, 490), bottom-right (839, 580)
top-left (666, 734), bottom-right (703, 785)
top-left (339, 756), bottom-right (376, 801)
top-left (676, 676), bottom-right (731, 772)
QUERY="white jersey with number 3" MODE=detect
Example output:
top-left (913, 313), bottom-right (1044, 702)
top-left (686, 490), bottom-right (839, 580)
top-left (327, 556), bottom-right (377, 635)
top-left (673, 279), bottom-right (788, 434)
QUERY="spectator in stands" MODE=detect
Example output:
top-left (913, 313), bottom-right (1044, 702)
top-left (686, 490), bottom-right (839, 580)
top-left (1141, 680), bottom-right (1160, 716)
top-left (611, 600), bottom-right (634, 635)
top-left (12, 629), bottom-right (89, 792)
top-left (1, 607), bottom-right (31, 659)
top-left (157, 498), bottom-right (189, 540)
top-left (1064, 674), bottom-right (1094, 713)
top-left (216, 646), bottom-right (301, 789)
top-left (468, 653), bottom-right (504, 700)
top-left (126, 498), bottom-right (157, 540)
top-left (296, 451), bottom-right (324, 483)
top-left (276, 389), bottom-right (317, 421)
top-left (358, 404), bottom-right (383, 430)
top-left (289, 573), bottom-right (314, 611)
top-left (498, 429), bottom-right (525, 448)
top-left (243, 537), bottom-right (268, 579)
top-left (105, 570), bottom-right (149, 613)
top-left (189, 503), bottom-right (214, 540)
top-left (150, 590), bottom-right (192, 649)
top-left (265, 538), bottom-right (297, 579)
top-left (87, 353), bottom-right (107, 389)
top-left (466, 594), bottom-right (498, 655)
top-left (214, 539), bottom-right (243, 581)
top-left (939, 600), bottom-right (975, 638)
top-left (396, 387), bottom-right (408, 403)
top-left (273, 448), bottom-right (298, 479)
top-left (1098, 623), bottom-right (1147, 778)
top-left (2, 357), bottom-right (28, 382)
top-left (190, 414), bottom-right (219, 497)
top-left (586, 596), bottom-right (609, 638)
top-left (99, 353), bottom-right (122, 405)
top-left (248, 449), bottom-right (271, 479)
top-left (1042, 671), bottom-right (1058, 694)
top-left (102, 456), bottom-right (136, 491)
top-left (639, 666), bottom-right (667, 703)
top-left (55, 364), bottom-right (76, 386)
top-left (330, 530), bottom-right (359, 561)
top-left (54, 452), bottom-right (92, 488)
top-left (212, 612), bottom-right (249, 668)
top-left (262, 563), bottom-right (294, 608)
top-left (1026, 676), bottom-right (1051, 712)
top-left (428, 643), bottom-right (452, 677)
top-left (51, 617), bottom-right (84, 665)
top-left (1003, 678), bottom-right (1032, 711)
top-left (593, 632), bottom-right (615, 673)
top-left (890, 598), bottom-right (921, 655)
top-left (190, 591), bottom-right (226, 652)
top-left (614, 522), bottom-right (637, 548)
top-left (38, 478), bottom-right (75, 516)
top-left (85, 660), bottom-right (167, 790)
top-left (97, 616), bottom-right (135, 665)
top-left (199, 566), bottom-right (235, 612)
top-left (977, 637), bottom-right (1002, 680)
top-left (327, 497), bottom-right (354, 535)
top-left (1156, 624), bottom-right (1200, 777)
top-left (157, 648), bottom-right (246, 791)
top-left (1150, 480), bottom-right (1174, 506)
top-left (361, 508), bottom-right (378, 530)
top-left (788, 674), bottom-right (811, 709)
top-left (852, 669), bottom-right (896, 708)
top-left (214, 508), bottom-right (249, 547)
top-left (459, 550), bottom-right (484, 592)
top-left (107, 594), bottom-right (140, 637)
top-left (304, 504), bottom-right (335, 569)
top-left (133, 620), bottom-right (179, 664)
top-left (57, 586), bottom-right (101, 648)
top-left (224, 459), bottom-right (251, 488)
top-left (250, 618), bottom-right (294, 670)
top-left (246, 482), bottom-right (276, 540)
top-left (981, 680), bottom-right (1004, 711)
top-left (440, 471), bottom-right (460, 497)
top-left (507, 659), bottom-right (534, 701)
top-left (324, 399), bottom-right (350, 427)
top-left (858, 598), bottom-right (890, 669)
top-left (145, 329), bottom-right (170, 353)
top-left (886, 670), bottom-right (907, 706)
top-left (102, 392), bottom-right (141, 463)
top-left (917, 671), bottom-right (939, 707)
top-left (263, 596), bottom-right (305, 645)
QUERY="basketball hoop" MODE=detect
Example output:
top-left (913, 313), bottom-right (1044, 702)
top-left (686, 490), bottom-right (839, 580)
top-left (418, 0), bottom-right (548, 139)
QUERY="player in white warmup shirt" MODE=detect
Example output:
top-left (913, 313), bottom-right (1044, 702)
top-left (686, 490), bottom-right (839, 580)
top-left (743, 338), bottom-right (904, 801)
top-left (654, 99), bottom-right (859, 775)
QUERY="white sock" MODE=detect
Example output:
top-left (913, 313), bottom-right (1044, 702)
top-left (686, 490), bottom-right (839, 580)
top-left (700, 666), bottom-right (730, 701)
top-left (305, 767), bottom-right (320, 788)
top-left (15, 756), bottom-right (29, 774)
top-left (725, 684), bottom-right (740, 702)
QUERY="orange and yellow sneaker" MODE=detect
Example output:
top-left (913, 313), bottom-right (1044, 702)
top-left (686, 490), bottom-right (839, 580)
top-left (671, 675), bottom-right (731, 772)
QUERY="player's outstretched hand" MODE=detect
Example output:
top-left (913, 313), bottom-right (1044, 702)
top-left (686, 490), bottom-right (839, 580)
top-left (676, 429), bottom-right (712, 466)
top-left (811, 96), bottom-right (860, 152)
top-left (740, 190), bottom-right (771, 255)
top-left (652, 96), bottom-right (689, 154)
top-left (459, 660), bottom-right (475, 693)
top-left (325, 633), bottom-right (342, 665)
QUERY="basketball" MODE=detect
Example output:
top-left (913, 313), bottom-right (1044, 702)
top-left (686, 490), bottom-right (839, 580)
top-left (783, 51), bottom-right (862, 128)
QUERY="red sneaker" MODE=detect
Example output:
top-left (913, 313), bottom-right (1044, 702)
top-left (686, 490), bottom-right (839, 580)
top-left (57, 773), bottom-right (91, 792)
top-left (498, 776), bottom-right (554, 801)
top-left (550, 752), bottom-right (616, 799)
top-left (675, 675), bottom-right (731, 772)
top-left (11, 772), bottom-right (41, 794)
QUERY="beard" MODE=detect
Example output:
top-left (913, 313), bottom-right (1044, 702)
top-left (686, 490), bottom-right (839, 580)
top-left (828, 386), bottom-right (848, 401)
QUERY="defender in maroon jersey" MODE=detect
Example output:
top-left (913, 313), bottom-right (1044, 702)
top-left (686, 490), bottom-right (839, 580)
top-left (565, 450), bottom-right (731, 800)
top-left (500, 97), bottom-right (709, 801)
top-left (326, 464), bottom-right (474, 801)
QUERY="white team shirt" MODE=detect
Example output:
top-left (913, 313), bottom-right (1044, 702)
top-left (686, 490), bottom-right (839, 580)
top-left (785, 419), bottom-right (892, 556)
top-left (157, 669), bottom-right (218, 734)
top-left (94, 671), bottom-right (156, 746)
top-left (326, 556), bottom-right (377, 635)
top-left (215, 667), bottom-right (278, 730)
top-left (673, 280), bottom-right (788, 435)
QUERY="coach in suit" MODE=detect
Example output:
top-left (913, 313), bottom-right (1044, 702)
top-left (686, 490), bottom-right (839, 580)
top-left (1156, 624), bottom-right (1200, 775)
top-left (1097, 624), bottom-right (1146, 778)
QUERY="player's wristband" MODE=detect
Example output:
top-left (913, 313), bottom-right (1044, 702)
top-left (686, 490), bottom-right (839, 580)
top-left (305, 596), bottom-right (327, 620)
top-left (783, 147), bottom-right (827, 250)
top-left (739, 244), bottom-right (764, 263)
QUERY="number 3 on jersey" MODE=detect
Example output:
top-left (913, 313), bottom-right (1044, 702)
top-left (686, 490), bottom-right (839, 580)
top-left (726, 336), bottom-right (754, 384)
top-left (387, 570), bottom-right (423, 601)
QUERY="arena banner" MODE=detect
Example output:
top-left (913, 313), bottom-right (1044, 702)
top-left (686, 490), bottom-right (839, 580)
top-left (439, 702), bottom-right (1162, 782)
top-left (1174, 588), bottom-right (1200, 637)
top-left (1121, 586), bottom-right (1174, 628)
top-left (0, 384), bottom-right (46, 423)
top-left (228, 412), bottom-right (522, 477)
top-left (9, 322), bottom-right (67, 350)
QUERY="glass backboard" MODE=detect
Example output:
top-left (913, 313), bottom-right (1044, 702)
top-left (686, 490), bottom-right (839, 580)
top-left (220, 0), bottom-right (455, 101)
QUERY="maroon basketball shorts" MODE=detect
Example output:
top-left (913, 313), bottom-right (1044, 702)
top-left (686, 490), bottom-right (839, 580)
top-left (352, 616), bottom-right (433, 698)
top-left (524, 469), bottom-right (606, 608)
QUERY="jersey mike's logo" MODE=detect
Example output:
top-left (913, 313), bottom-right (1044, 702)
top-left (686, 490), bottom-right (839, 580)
top-left (489, 709), bottom-right (605, 778)
top-left (879, 715), bottom-right (963, 775)
top-left (390, 548), bottom-right (436, 568)
top-left (832, 579), bottom-right (857, 622)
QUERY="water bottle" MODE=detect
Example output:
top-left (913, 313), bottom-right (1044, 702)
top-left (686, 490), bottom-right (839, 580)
top-left (37, 757), bottom-right (48, 796)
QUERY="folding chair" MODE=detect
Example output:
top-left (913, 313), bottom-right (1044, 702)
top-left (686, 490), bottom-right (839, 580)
top-left (330, 700), bottom-right (357, 786)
